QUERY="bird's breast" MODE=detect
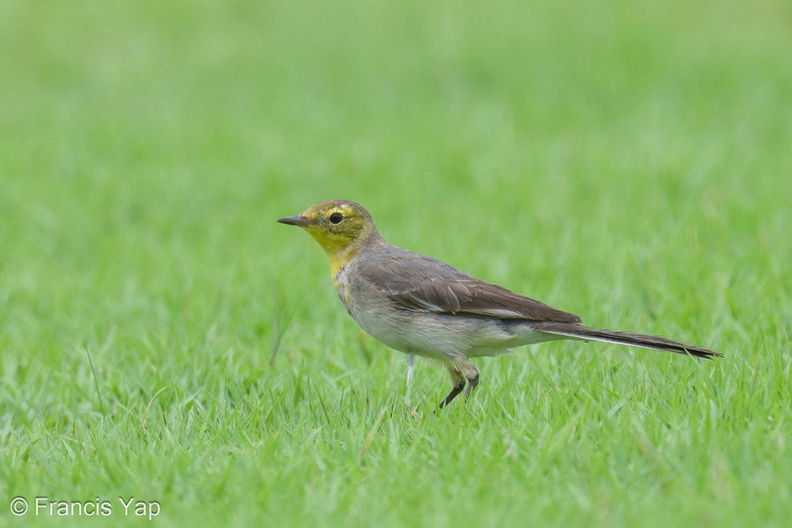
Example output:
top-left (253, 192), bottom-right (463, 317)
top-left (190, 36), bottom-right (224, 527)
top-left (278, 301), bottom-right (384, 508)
top-left (333, 265), bottom-right (353, 309)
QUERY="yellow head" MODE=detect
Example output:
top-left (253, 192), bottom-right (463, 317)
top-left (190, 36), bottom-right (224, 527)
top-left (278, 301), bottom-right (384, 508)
top-left (277, 200), bottom-right (382, 276)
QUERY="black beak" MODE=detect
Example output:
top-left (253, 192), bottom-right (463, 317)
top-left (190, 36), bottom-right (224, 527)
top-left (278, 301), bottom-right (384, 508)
top-left (277, 215), bottom-right (309, 227)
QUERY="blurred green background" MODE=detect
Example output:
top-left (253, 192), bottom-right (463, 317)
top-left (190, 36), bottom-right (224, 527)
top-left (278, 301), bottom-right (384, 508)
top-left (1, 0), bottom-right (790, 526)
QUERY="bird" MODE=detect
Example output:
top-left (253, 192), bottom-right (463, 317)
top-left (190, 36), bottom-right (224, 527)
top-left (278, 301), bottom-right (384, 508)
top-left (277, 199), bottom-right (722, 409)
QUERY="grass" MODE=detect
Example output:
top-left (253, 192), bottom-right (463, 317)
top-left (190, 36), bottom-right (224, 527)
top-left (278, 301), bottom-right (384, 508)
top-left (1, 0), bottom-right (791, 526)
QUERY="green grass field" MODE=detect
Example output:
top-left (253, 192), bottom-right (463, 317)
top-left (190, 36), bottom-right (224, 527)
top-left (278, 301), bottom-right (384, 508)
top-left (2, 0), bottom-right (791, 526)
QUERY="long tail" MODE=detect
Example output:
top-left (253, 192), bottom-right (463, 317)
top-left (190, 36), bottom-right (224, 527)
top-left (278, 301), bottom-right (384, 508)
top-left (535, 322), bottom-right (723, 360)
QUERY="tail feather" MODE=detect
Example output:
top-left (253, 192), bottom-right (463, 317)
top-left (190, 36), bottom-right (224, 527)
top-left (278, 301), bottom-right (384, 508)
top-left (536, 323), bottom-right (723, 360)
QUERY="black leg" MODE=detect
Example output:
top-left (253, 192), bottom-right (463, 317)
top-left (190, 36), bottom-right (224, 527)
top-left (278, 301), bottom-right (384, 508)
top-left (464, 373), bottom-right (479, 397)
top-left (439, 380), bottom-right (466, 409)
top-left (439, 358), bottom-right (480, 409)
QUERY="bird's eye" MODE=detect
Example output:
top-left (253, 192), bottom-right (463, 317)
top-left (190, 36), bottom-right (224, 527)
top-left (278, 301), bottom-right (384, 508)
top-left (329, 212), bottom-right (344, 224)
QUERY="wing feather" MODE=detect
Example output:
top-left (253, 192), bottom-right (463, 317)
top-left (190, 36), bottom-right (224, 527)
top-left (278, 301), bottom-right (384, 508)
top-left (360, 248), bottom-right (581, 323)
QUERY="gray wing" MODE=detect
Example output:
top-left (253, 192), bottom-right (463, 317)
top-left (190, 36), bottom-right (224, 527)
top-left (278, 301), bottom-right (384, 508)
top-left (358, 247), bottom-right (582, 324)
